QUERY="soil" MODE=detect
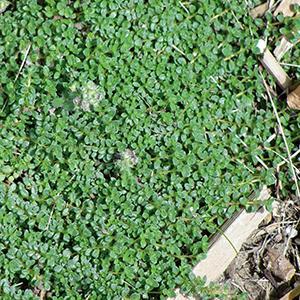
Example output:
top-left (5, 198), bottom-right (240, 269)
top-left (219, 196), bottom-right (300, 299)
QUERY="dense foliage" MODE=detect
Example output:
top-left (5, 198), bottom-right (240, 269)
top-left (0, 0), bottom-right (298, 298)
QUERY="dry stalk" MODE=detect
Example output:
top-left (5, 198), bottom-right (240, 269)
top-left (260, 72), bottom-right (300, 199)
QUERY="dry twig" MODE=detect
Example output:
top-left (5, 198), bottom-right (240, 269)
top-left (15, 43), bottom-right (31, 82)
top-left (260, 72), bottom-right (300, 199)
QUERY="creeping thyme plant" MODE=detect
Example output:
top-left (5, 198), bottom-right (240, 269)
top-left (0, 0), bottom-right (298, 299)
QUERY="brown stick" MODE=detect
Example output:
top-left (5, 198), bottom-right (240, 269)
top-left (274, 37), bottom-right (294, 61)
top-left (287, 84), bottom-right (300, 109)
top-left (259, 42), bottom-right (292, 90)
top-left (274, 0), bottom-right (300, 17)
top-left (280, 285), bottom-right (300, 300)
top-left (250, 2), bottom-right (269, 18)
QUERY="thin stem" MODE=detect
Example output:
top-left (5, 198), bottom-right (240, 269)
top-left (260, 72), bottom-right (300, 199)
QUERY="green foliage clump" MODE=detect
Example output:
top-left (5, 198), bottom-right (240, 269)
top-left (0, 0), bottom-right (297, 299)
